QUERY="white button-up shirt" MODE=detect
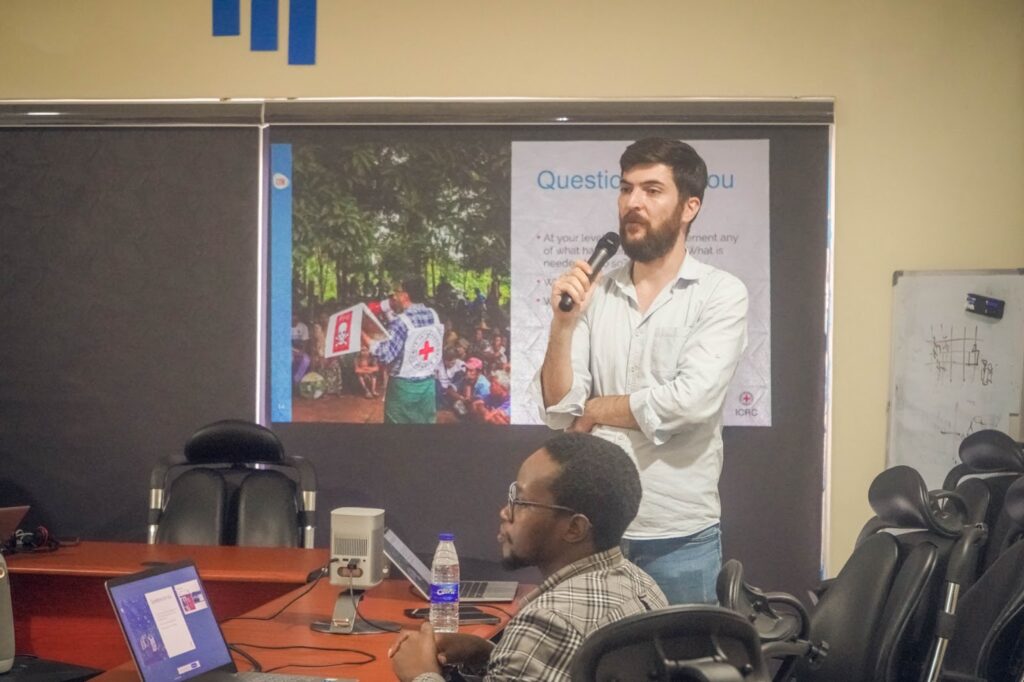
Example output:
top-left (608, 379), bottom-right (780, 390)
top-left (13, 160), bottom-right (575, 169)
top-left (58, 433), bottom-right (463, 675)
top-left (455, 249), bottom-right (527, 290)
top-left (531, 253), bottom-right (748, 538)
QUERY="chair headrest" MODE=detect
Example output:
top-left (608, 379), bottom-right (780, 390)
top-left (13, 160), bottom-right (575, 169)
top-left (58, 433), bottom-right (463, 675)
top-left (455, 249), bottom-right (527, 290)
top-left (869, 465), bottom-right (962, 537)
top-left (959, 429), bottom-right (1024, 472)
top-left (185, 420), bottom-right (285, 465)
top-left (1003, 476), bottom-right (1024, 529)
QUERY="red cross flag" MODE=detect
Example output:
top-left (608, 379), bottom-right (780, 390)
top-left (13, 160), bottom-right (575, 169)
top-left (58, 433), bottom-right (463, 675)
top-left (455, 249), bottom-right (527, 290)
top-left (323, 303), bottom-right (390, 358)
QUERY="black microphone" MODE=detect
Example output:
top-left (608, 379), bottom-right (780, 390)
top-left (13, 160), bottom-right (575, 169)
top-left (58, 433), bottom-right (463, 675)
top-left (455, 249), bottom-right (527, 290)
top-left (558, 231), bottom-right (621, 312)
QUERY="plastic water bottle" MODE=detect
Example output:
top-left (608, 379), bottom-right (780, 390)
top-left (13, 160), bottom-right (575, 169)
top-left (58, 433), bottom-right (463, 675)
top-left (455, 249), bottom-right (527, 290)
top-left (429, 532), bottom-right (460, 633)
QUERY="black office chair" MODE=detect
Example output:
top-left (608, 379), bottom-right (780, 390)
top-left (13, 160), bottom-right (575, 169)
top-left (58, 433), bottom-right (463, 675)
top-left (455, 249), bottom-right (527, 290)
top-left (569, 605), bottom-right (771, 682)
top-left (940, 475), bottom-right (1024, 681)
top-left (715, 560), bottom-right (824, 681)
top-left (943, 428), bottom-right (1024, 572)
top-left (718, 465), bottom-right (981, 682)
top-left (148, 419), bottom-right (317, 547)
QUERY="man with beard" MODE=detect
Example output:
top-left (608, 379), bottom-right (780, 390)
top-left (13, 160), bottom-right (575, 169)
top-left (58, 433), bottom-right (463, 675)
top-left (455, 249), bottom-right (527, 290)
top-left (389, 432), bottom-right (666, 682)
top-left (531, 138), bottom-right (749, 605)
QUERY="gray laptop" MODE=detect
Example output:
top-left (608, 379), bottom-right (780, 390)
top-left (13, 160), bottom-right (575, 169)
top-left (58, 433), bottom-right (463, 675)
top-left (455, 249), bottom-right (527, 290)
top-left (0, 505), bottom-right (29, 545)
top-left (382, 528), bottom-right (517, 603)
top-left (106, 560), bottom-right (354, 682)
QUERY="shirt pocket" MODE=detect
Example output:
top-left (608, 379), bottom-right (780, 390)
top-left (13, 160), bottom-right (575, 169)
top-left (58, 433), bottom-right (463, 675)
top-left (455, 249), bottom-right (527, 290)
top-left (650, 325), bottom-right (690, 383)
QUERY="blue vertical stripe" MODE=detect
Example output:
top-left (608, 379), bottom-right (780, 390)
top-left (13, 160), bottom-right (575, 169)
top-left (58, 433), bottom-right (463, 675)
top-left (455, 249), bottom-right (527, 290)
top-left (288, 0), bottom-right (317, 65)
top-left (212, 0), bottom-right (240, 36)
top-left (270, 144), bottom-right (294, 423)
top-left (251, 0), bottom-right (278, 51)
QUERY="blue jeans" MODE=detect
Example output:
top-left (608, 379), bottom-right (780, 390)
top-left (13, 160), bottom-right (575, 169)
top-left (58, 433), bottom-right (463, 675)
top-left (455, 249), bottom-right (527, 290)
top-left (622, 525), bottom-right (722, 605)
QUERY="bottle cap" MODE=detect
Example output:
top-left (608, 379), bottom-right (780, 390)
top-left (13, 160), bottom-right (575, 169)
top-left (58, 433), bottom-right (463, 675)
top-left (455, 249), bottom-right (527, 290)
top-left (438, 532), bottom-right (454, 541)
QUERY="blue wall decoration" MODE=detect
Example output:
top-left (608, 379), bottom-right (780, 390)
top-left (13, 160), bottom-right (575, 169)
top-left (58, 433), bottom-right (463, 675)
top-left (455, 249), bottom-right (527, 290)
top-left (288, 0), bottom-right (317, 66)
top-left (212, 0), bottom-right (240, 36)
top-left (212, 0), bottom-right (316, 65)
top-left (251, 0), bottom-right (279, 51)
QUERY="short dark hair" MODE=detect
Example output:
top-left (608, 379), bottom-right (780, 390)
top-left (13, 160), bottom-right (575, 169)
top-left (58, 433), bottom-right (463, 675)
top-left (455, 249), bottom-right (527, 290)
top-left (544, 432), bottom-right (641, 551)
top-left (620, 137), bottom-right (708, 202)
top-left (402, 277), bottom-right (427, 302)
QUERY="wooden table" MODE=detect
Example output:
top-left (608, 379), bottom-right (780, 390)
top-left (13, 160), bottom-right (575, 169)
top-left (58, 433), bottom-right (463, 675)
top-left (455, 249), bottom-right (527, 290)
top-left (6, 541), bottom-right (330, 670)
top-left (91, 578), bottom-right (527, 681)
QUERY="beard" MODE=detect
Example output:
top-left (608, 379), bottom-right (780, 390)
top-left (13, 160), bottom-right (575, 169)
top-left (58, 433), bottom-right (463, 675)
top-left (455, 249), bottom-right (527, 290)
top-left (619, 206), bottom-right (685, 263)
top-left (500, 552), bottom-right (530, 571)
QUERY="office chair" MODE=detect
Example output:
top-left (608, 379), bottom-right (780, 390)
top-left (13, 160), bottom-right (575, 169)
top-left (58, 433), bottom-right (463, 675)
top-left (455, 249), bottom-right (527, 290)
top-left (717, 465), bottom-right (980, 682)
top-left (569, 605), bottom-right (771, 682)
top-left (940, 475), bottom-right (1024, 681)
top-left (942, 428), bottom-right (1024, 572)
top-left (148, 419), bottom-right (317, 547)
top-left (715, 560), bottom-right (824, 681)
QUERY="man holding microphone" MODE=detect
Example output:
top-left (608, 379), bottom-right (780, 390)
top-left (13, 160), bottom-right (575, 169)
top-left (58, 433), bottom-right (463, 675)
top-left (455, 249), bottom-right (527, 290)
top-left (530, 137), bottom-right (749, 604)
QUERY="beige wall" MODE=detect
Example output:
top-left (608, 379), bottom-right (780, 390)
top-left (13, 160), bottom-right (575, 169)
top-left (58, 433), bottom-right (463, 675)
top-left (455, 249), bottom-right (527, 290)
top-left (3, 0), bottom-right (1022, 574)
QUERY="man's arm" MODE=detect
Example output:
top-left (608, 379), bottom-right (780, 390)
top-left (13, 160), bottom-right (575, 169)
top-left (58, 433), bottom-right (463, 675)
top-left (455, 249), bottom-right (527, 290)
top-left (576, 275), bottom-right (748, 444)
top-left (389, 624), bottom-right (494, 682)
top-left (367, 318), bottom-right (406, 365)
top-left (484, 607), bottom-right (582, 681)
top-left (539, 260), bottom-right (594, 408)
top-left (539, 320), bottom-right (577, 408)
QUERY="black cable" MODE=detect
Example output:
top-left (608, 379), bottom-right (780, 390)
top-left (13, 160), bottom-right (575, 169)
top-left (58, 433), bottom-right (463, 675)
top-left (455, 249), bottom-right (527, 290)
top-left (227, 644), bottom-right (263, 672)
top-left (227, 642), bottom-right (377, 673)
top-left (221, 558), bottom-right (337, 624)
top-left (474, 603), bottom-right (515, 620)
top-left (348, 572), bottom-right (402, 633)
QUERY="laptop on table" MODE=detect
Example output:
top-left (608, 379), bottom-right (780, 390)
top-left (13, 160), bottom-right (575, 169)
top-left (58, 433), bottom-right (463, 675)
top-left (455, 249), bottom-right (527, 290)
top-left (105, 560), bottom-right (354, 682)
top-left (382, 528), bottom-right (518, 603)
top-left (0, 505), bottom-right (30, 547)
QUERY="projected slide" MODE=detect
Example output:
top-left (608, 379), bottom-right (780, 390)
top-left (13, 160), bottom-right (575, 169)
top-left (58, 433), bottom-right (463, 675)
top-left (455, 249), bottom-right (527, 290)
top-left (270, 136), bottom-right (771, 427)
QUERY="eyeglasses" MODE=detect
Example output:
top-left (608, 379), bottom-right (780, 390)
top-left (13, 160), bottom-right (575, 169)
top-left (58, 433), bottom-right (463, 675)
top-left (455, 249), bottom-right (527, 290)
top-left (506, 481), bottom-right (577, 522)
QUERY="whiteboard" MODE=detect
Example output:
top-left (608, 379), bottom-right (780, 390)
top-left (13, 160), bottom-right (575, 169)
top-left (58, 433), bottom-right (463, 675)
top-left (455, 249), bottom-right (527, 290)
top-left (887, 269), bottom-right (1024, 488)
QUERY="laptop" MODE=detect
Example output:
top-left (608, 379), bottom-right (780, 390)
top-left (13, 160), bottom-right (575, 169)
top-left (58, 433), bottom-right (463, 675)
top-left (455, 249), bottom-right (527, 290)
top-left (382, 528), bottom-right (517, 603)
top-left (105, 560), bottom-right (354, 682)
top-left (0, 505), bottom-right (30, 546)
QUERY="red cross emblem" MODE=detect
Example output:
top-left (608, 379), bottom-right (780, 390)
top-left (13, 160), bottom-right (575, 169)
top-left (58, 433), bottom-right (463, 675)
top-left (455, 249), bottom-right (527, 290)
top-left (418, 339), bottom-right (436, 361)
top-left (739, 391), bottom-right (754, 406)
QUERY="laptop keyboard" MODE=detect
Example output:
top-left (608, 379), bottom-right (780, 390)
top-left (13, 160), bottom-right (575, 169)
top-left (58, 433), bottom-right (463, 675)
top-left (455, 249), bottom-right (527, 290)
top-left (461, 581), bottom-right (486, 599)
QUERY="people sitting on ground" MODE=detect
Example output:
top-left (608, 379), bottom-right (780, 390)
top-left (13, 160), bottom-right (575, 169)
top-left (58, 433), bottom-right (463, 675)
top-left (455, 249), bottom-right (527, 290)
top-left (389, 432), bottom-right (667, 682)
top-left (436, 345), bottom-right (468, 414)
top-left (467, 326), bottom-right (491, 361)
top-left (291, 312), bottom-right (311, 388)
top-left (485, 331), bottom-right (508, 372)
top-left (354, 346), bottom-right (381, 399)
top-left (457, 357), bottom-right (490, 410)
top-left (470, 369), bottom-right (510, 424)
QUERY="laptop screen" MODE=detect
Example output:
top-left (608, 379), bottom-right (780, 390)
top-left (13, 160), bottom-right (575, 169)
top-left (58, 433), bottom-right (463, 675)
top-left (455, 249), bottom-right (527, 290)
top-left (107, 561), bottom-right (234, 682)
top-left (0, 505), bottom-right (29, 545)
top-left (381, 528), bottom-right (432, 596)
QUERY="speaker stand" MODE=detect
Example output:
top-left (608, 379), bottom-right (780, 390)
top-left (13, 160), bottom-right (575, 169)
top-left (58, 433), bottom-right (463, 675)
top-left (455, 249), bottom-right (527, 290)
top-left (310, 589), bottom-right (399, 635)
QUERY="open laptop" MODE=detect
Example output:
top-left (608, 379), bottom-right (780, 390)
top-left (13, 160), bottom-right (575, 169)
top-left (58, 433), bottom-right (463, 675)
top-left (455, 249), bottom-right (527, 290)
top-left (0, 505), bottom-right (29, 546)
top-left (106, 560), bottom-right (354, 682)
top-left (382, 528), bottom-right (517, 603)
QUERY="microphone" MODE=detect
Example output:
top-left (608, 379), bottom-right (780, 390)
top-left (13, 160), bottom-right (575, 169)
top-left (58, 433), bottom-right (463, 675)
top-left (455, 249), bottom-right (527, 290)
top-left (558, 231), bottom-right (621, 312)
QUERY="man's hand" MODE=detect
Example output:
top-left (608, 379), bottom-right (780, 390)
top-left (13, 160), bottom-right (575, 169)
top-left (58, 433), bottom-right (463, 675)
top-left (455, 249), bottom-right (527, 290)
top-left (569, 396), bottom-right (639, 432)
top-left (568, 413), bottom-right (597, 433)
top-left (550, 259), bottom-right (596, 323)
top-left (434, 632), bottom-right (494, 668)
top-left (389, 622), bottom-right (443, 682)
top-left (360, 331), bottom-right (372, 349)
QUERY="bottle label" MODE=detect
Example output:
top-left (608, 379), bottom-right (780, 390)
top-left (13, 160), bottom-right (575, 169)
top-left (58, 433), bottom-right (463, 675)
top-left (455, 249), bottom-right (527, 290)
top-left (429, 582), bottom-right (459, 603)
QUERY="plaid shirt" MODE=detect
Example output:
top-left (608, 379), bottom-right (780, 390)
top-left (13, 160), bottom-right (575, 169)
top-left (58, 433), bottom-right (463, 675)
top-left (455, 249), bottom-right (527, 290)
top-left (413, 548), bottom-right (665, 682)
top-left (370, 303), bottom-right (440, 374)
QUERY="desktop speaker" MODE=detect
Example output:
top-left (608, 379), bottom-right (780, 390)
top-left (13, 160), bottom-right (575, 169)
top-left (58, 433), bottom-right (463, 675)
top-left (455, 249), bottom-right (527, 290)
top-left (0, 553), bottom-right (13, 673)
top-left (328, 507), bottom-right (385, 590)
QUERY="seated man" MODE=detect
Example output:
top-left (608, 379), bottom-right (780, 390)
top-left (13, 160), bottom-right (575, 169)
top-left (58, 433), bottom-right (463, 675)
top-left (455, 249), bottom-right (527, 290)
top-left (390, 432), bottom-right (667, 682)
